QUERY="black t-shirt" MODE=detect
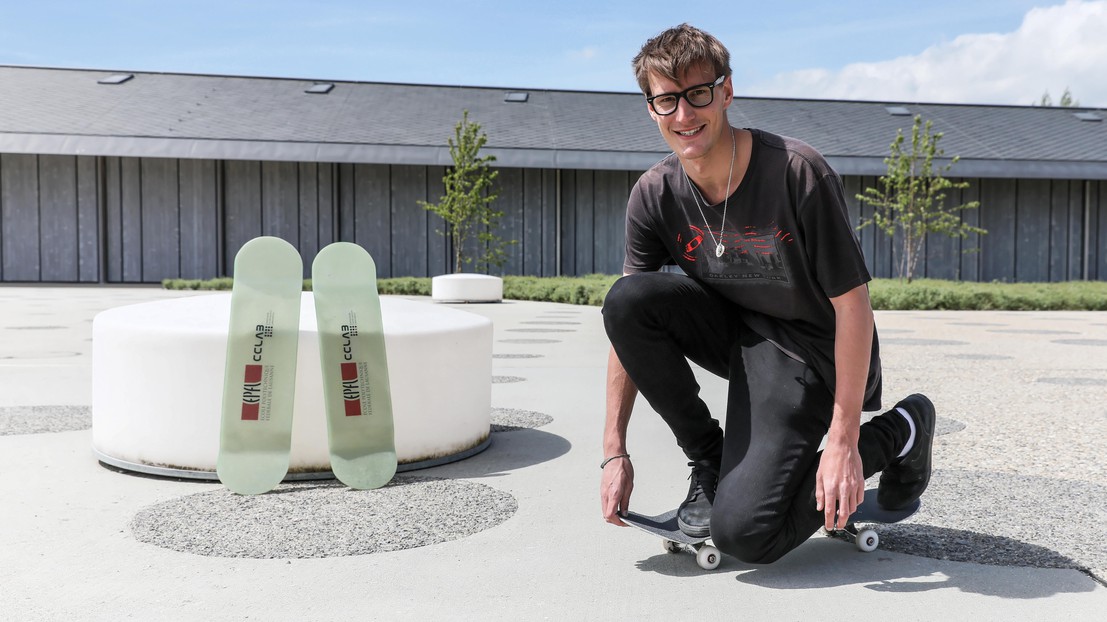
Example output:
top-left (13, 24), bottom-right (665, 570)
top-left (623, 129), bottom-right (882, 410)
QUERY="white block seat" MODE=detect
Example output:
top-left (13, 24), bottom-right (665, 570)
top-left (92, 293), bottom-right (493, 479)
top-left (431, 274), bottom-right (503, 303)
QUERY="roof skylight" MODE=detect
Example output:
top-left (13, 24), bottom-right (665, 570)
top-left (98, 74), bottom-right (134, 85)
top-left (884, 106), bottom-right (911, 116)
top-left (306, 83), bottom-right (335, 94)
top-left (504, 92), bottom-right (529, 103)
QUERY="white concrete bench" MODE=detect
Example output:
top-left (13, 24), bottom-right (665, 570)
top-left (92, 294), bottom-right (492, 479)
top-left (431, 274), bottom-right (503, 303)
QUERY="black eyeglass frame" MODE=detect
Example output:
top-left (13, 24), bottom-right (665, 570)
top-left (645, 75), bottom-right (727, 116)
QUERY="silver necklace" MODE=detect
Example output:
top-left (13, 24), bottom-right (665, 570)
top-left (682, 127), bottom-right (736, 258)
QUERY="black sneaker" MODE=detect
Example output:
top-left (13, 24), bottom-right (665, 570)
top-left (878, 394), bottom-right (936, 510)
top-left (676, 459), bottom-right (718, 538)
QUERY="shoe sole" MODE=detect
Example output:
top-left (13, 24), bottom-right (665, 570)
top-left (676, 517), bottom-right (711, 539)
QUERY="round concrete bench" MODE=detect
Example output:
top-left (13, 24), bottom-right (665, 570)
top-left (431, 274), bottom-right (503, 303)
top-left (92, 294), bottom-right (492, 479)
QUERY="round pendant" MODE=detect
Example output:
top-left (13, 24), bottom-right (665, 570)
top-left (715, 243), bottom-right (725, 258)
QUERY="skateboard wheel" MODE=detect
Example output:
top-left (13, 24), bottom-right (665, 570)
top-left (662, 540), bottom-right (681, 554)
top-left (856, 529), bottom-right (879, 552)
top-left (696, 545), bottom-right (721, 570)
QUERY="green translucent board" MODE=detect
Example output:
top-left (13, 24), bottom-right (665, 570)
top-left (312, 242), bottom-right (397, 489)
top-left (217, 237), bottom-right (303, 495)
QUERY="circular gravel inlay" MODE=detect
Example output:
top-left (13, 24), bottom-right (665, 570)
top-left (863, 470), bottom-right (1106, 574)
top-left (1052, 339), bottom-right (1107, 346)
top-left (493, 353), bottom-right (544, 359)
top-left (880, 338), bottom-right (968, 346)
top-left (0, 351), bottom-right (82, 360)
top-left (506, 328), bottom-right (574, 333)
top-left (934, 416), bottom-right (967, 436)
top-left (945, 353), bottom-right (1013, 361)
top-left (131, 476), bottom-right (517, 558)
top-left (490, 408), bottom-right (553, 432)
top-left (987, 329), bottom-right (1079, 335)
top-left (4, 325), bottom-right (68, 330)
top-left (0, 405), bottom-right (91, 435)
top-left (492, 375), bottom-right (525, 384)
top-left (948, 322), bottom-right (1008, 327)
top-left (1036, 377), bottom-right (1107, 386)
top-left (498, 339), bottom-right (559, 344)
top-left (522, 321), bottom-right (581, 326)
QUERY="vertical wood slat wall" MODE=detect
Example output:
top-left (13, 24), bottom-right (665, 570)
top-left (0, 152), bottom-right (1104, 283)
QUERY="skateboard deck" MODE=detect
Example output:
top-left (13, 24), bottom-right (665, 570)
top-left (312, 242), bottom-right (396, 490)
top-left (217, 236), bottom-right (303, 495)
top-left (622, 509), bottom-right (721, 570)
top-left (828, 487), bottom-right (921, 552)
top-left (623, 488), bottom-right (920, 568)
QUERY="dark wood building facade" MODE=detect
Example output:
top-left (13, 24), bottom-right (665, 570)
top-left (1, 66), bottom-right (1105, 283)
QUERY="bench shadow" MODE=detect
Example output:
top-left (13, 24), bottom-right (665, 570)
top-left (422, 427), bottom-right (571, 479)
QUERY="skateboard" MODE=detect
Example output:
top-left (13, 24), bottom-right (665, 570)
top-left (621, 509), bottom-right (723, 570)
top-left (311, 242), bottom-right (397, 490)
top-left (623, 488), bottom-right (920, 570)
top-left (825, 487), bottom-right (921, 552)
top-left (217, 237), bottom-right (303, 495)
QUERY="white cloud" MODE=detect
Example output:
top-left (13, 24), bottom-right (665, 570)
top-left (745, 0), bottom-right (1107, 106)
top-left (568, 46), bottom-right (600, 61)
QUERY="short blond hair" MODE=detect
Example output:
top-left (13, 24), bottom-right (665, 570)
top-left (632, 24), bottom-right (731, 96)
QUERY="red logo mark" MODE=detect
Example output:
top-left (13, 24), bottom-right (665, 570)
top-left (341, 362), bottom-right (362, 417)
top-left (241, 364), bottom-right (263, 420)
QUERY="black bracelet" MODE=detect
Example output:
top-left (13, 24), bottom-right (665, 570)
top-left (600, 453), bottom-right (630, 469)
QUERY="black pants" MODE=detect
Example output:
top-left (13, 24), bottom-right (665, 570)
top-left (602, 272), bottom-right (909, 564)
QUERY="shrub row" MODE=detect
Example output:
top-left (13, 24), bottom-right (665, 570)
top-left (162, 275), bottom-right (1107, 311)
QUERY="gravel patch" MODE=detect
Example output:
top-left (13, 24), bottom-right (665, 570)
top-left (490, 408), bottom-right (553, 432)
top-left (1036, 377), bottom-right (1107, 386)
top-left (0, 405), bottom-right (91, 435)
top-left (881, 338), bottom-right (968, 346)
top-left (493, 353), bottom-right (544, 359)
top-left (492, 375), bottom-right (526, 384)
top-left (987, 329), bottom-right (1080, 335)
top-left (498, 339), bottom-right (559, 344)
top-left (1052, 339), bottom-right (1107, 346)
top-left (861, 470), bottom-right (1107, 580)
top-left (131, 476), bottom-right (517, 558)
top-left (521, 321), bottom-right (581, 325)
top-left (505, 328), bottom-right (574, 333)
top-left (945, 354), bottom-right (1013, 361)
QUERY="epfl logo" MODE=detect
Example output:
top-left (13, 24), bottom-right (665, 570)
top-left (241, 322), bottom-right (274, 421)
top-left (340, 324), bottom-right (362, 416)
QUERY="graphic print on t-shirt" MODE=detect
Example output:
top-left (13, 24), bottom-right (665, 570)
top-left (676, 221), bottom-right (795, 283)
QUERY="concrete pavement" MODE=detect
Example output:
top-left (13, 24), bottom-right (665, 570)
top-left (1, 285), bottom-right (1105, 620)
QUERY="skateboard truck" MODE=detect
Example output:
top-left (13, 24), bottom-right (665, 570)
top-left (621, 510), bottom-right (722, 570)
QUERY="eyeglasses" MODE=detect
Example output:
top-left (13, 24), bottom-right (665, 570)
top-left (646, 75), bottom-right (727, 116)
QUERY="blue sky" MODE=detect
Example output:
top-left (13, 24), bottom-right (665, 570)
top-left (2, 1), bottom-right (1104, 106)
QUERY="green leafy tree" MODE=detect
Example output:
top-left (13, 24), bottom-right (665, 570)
top-left (857, 115), bottom-right (986, 283)
top-left (420, 110), bottom-right (512, 273)
top-left (1036, 87), bottom-right (1079, 107)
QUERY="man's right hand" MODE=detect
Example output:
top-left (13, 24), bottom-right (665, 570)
top-left (601, 455), bottom-right (634, 526)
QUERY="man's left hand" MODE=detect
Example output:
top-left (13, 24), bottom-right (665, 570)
top-left (814, 437), bottom-right (864, 531)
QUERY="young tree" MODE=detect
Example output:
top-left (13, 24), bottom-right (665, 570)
top-left (1036, 87), bottom-right (1079, 107)
top-left (420, 110), bottom-right (511, 273)
top-left (857, 115), bottom-right (986, 282)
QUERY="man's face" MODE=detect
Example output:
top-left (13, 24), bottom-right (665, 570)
top-left (645, 63), bottom-right (732, 163)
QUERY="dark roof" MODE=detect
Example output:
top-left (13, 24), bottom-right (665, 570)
top-left (1, 65), bottom-right (1105, 179)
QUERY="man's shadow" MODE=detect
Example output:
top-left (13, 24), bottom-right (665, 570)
top-left (633, 524), bottom-right (1098, 599)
